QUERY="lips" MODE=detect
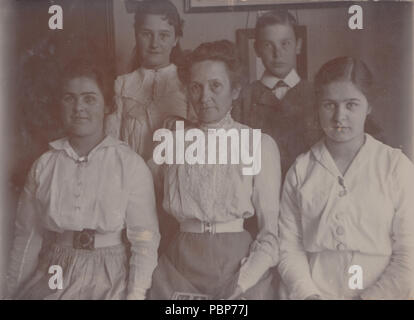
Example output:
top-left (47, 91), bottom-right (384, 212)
top-left (72, 116), bottom-right (89, 123)
top-left (332, 126), bottom-right (349, 132)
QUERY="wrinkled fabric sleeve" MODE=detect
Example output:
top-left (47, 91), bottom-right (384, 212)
top-left (104, 76), bottom-right (123, 139)
top-left (237, 134), bottom-right (281, 292)
top-left (7, 159), bottom-right (43, 298)
top-left (125, 156), bottom-right (161, 300)
top-left (360, 153), bottom-right (414, 300)
top-left (278, 163), bottom-right (322, 300)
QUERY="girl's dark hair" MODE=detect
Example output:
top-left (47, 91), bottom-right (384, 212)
top-left (177, 40), bottom-right (243, 89)
top-left (314, 56), bottom-right (374, 102)
top-left (59, 58), bottom-right (114, 112)
top-left (131, 0), bottom-right (184, 69)
top-left (314, 56), bottom-right (383, 137)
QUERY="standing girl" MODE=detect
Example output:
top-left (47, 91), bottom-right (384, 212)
top-left (105, 0), bottom-right (191, 161)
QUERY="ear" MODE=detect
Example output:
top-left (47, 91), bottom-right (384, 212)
top-left (295, 38), bottom-right (302, 55)
top-left (367, 104), bottom-right (372, 115)
top-left (173, 36), bottom-right (179, 48)
top-left (254, 40), bottom-right (261, 58)
top-left (232, 85), bottom-right (241, 101)
top-left (104, 104), bottom-right (111, 115)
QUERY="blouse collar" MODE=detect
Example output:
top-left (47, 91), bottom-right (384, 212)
top-left (197, 111), bottom-right (235, 131)
top-left (140, 63), bottom-right (176, 74)
top-left (311, 133), bottom-right (374, 178)
top-left (122, 64), bottom-right (178, 100)
top-left (49, 135), bottom-right (124, 162)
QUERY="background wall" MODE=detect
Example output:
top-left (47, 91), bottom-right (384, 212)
top-left (114, 0), bottom-right (413, 158)
top-left (0, 0), bottom-right (19, 299)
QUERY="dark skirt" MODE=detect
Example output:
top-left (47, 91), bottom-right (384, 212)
top-left (148, 231), bottom-right (276, 300)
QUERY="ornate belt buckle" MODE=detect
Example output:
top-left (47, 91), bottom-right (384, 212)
top-left (73, 229), bottom-right (95, 250)
top-left (203, 222), bottom-right (215, 234)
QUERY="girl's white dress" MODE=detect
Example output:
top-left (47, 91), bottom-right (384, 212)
top-left (279, 134), bottom-right (414, 299)
top-left (105, 64), bottom-right (189, 160)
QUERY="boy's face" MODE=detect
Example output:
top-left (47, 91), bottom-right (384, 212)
top-left (255, 23), bottom-right (301, 79)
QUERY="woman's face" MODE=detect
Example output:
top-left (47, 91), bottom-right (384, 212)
top-left (318, 80), bottom-right (371, 145)
top-left (189, 60), bottom-right (240, 124)
top-left (136, 14), bottom-right (177, 69)
top-left (61, 76), bottom-right (106, 139)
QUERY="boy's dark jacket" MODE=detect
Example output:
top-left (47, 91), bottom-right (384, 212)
top-left (232, 79), bottom-right (322, 178)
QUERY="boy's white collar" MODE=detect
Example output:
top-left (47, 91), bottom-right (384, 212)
top-left (260, 68), bottom-right (300, 90)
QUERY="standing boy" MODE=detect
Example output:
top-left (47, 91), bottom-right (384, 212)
top-left (233, 10), bottom-right (321, 178)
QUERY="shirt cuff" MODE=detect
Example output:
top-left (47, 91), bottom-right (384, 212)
top-left (288, 279), bottom-right (322, 300)
top-left (237, 250), bottom-right (273, 293)
top-left (127, 287), bottom-right (147, 300)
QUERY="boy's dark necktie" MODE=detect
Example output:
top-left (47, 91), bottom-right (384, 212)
top-left (272, 80), bottom-right (290, 100)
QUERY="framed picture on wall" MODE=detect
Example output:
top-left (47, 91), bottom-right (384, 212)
top-left (236, 26), bottom-right (307, 83)
top-left (184, 0), bottom-right (346, 13)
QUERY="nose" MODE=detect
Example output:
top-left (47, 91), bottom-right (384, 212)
top-left (333, 105), bottom-right (346, 123)
top-left (74, 98), bottom-right (85, 112)
top-left (272, 44), bottom-right (282, 59)
top-left (150, 34), bottom-right (160, 49)
top-left (201, 85), bottom-right (212, 104)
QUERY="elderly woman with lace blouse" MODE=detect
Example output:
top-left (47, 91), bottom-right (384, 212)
top-left (148, 40), bottom-right (282, 300)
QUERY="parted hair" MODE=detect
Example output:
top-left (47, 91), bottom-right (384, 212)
top-left (177, 40), bottom-right (243, 89)
top-left (255, 10), bottom-right (299, 41)
top-left (132, 0), bottom-right (184, 68)
top-left (59, 58), bottom-right (114, 110)
top-left (314, 56), bottom-right (374, 102)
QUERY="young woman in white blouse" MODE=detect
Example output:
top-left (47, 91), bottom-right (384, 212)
top-left (7, 58), bottom-right (160, 300)
top-left (279, 56), bottom-right (414, 300)
top-left (105, 0), bottom-right (191, 161)
top-left (148, 40), bottom-right (281, 300)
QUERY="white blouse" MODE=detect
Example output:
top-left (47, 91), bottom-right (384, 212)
top-left (150, 114), bottom-right (282, 292)
top-left (279, 134), bottom-right (414, 299)
top-left (7, 136), bottom-right (160, 299)
top-left (104, 64), bottom-right (189, 160)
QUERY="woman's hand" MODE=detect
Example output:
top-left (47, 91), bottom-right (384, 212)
top-left (227, 285), bottom-right (245, 300)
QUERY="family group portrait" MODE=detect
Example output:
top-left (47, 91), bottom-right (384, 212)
top-left (0, 0), bottom-right (412, 300)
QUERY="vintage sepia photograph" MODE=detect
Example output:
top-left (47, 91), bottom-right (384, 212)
top-left (0, 0), bottom-right (413, 302)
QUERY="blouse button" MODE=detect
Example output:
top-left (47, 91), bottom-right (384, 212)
top-left (336, 243), bottom-right (346, 251)
top-left (75, 206), bottom-right (81, 212)
top-left (336, 226), bottom-right (345, 235)
top-left (338, 190), bottom-right (347, 197)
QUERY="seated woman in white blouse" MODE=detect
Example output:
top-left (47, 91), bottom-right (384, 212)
top-left (278, 56), bottom-right (414, 300)
top-left (105, 0), bottom-right (192, 161)
top-left (148, 40), bottom-right (281, 300)
top-left (7, 58), bottom-right (160, 300)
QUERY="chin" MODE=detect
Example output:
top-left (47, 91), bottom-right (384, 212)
top-left (268, 67), bottom-right (290, 79)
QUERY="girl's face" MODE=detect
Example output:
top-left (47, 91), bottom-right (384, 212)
top-left (318, 80), bottom-right (371, 145)
top-left (136, 14), bottom-right (178, 69)
top-left (189, 60), bottom-right (240, 124)
top-left (61, 76), bottom-right (106, 139)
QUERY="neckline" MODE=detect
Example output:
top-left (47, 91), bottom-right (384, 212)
top-left (313, 134), bottom-right (371, 179)
top-left (140, 63), bottom-right (175, 73)
top-left (197, 112), bottom-right (235, 131)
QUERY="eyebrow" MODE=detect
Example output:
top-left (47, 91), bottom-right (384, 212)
top-left (140, 28), bottom-right (172, 33)
top-left (62, 92), bottom-right (97, 95)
